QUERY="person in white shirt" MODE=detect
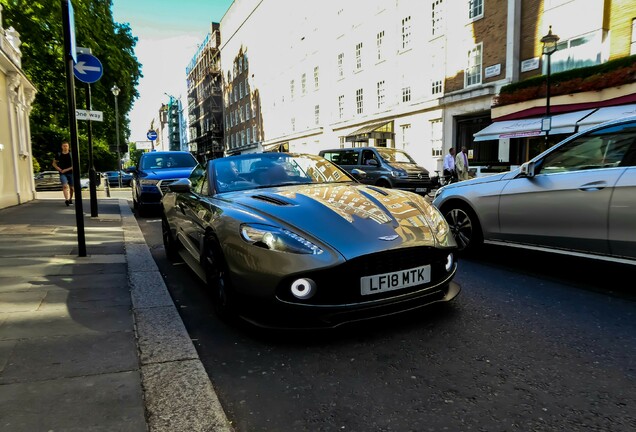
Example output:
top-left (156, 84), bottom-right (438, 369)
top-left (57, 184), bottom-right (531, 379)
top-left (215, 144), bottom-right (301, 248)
top-left (443, 147), bottom-right (457, 181)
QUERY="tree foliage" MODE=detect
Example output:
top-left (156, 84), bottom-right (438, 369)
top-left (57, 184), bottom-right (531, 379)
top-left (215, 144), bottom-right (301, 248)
top-left (0, 0), bottom-right (142, 173)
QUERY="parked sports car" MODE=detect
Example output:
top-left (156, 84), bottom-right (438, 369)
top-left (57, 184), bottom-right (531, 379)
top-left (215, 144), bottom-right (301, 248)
top-left (433, 115), bottom-right (636, 264)
top-left (161, 152), bottom-right (460, 328)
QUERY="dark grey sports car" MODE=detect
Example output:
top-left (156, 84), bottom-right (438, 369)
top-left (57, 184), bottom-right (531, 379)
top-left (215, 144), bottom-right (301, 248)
top-left (161, 152), bottom-right (460, 328)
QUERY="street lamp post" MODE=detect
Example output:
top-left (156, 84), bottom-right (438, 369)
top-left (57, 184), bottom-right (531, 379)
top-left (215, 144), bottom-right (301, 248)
top-left (540, 26), bottom-right (560, 143)
top-left (111, 85), bottom-right (122, 188)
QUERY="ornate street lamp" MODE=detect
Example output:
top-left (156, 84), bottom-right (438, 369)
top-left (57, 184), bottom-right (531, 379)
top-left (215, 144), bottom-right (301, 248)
top-left (111, 84), bottom-right (122, 188)
top-left (540, 26), bottom-right (560, 140)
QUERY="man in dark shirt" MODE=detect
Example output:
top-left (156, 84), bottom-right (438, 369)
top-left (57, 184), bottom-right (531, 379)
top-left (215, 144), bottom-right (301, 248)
top-left (52, 141), bottom-right (74, 206)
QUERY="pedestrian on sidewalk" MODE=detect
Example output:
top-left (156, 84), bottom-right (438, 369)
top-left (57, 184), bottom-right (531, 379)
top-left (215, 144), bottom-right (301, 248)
top-left (52, 140), bottom-right (74, 206)
top-left (455, 146), bottom-right (470, 181)
top-left (443, 147), bottom-right (457, 182)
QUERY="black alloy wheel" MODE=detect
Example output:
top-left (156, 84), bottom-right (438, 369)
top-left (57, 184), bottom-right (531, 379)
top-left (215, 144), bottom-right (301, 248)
top-left (161, 216), bottom-right (182, 262)
top-left (203, 237), bottom-right (236, 321)
top-left (443, 204), bottom-right (483, 253)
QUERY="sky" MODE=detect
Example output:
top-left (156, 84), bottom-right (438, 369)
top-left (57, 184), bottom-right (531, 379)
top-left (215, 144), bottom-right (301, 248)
top-left (111, 0), bottom-right (234, 144)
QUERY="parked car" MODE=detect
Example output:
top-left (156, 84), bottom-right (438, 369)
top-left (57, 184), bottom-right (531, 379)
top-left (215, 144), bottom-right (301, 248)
top-left (161, 152), bottom-right (460, 328)
top-left (104, 170), bottom-right (132, 187)
top-left (129, 151), bottom-right (198, 216)
top-left (433, 115), bottom-right (636, 263)
top-left (319, 147), bottom-right (433, 195)
top-left (34, 171), bottom-right (61, 191)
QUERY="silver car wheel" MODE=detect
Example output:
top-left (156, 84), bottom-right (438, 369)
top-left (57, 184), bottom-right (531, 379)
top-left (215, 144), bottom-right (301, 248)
top-left (446, 208), bottom-right (474, 251)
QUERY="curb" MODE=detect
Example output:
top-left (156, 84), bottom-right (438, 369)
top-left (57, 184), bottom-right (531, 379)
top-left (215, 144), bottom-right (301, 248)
top-left (118, 199), bottom-right (233, 432)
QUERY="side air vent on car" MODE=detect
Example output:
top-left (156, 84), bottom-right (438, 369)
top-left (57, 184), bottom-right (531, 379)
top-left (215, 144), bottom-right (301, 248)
top-left (252, 194), bottom-right (293, 206)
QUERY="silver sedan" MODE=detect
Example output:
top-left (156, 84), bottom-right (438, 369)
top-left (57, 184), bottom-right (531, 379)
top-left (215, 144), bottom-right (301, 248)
top-left (433, 115), bottom-right (636, 264)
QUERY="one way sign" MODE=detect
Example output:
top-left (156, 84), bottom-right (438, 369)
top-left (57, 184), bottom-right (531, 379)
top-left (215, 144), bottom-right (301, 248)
top-left (73, 53), bottom-right (103, 84)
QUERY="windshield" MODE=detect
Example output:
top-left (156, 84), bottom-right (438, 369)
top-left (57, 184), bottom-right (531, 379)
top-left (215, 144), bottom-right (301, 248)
top-left (376, 148), bottom-right (416, 164)
top-left (213, 153), bottom-right (355, 193)
top-left (140, 153), bottom-right (197, 170)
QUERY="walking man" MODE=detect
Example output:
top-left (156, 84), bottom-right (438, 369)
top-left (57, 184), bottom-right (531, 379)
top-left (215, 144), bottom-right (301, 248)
top-left (52, 140), bottom-right (74, 206)
top-left (443, 147), bottom-right (457, 182)
top-left (455, 146), bottom-right (470, 181)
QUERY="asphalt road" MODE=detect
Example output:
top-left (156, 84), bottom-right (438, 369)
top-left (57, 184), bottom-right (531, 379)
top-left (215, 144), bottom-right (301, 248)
top-left (136, 209), bottom-right (636, 432)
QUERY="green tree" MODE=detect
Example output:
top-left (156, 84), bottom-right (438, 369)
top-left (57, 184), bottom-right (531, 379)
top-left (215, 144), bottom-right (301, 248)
top-left (0, 0), bottom-right (142, 175)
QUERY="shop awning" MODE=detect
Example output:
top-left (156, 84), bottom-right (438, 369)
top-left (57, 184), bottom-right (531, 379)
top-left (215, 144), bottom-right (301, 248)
top-left (576, 103), bottom-right (636, 131)
top-left (473, 109), bottom-right (596, 141)
top-left (345, 121), bottom-right (394, 142)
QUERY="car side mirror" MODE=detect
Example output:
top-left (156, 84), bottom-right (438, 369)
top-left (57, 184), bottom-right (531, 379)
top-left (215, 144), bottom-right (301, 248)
top-left (518, 161), bottom-right (536, 178)
top-left (168, 178), bottom-right (192, 193)
top-left (126, 167), bottom-right (137, 174)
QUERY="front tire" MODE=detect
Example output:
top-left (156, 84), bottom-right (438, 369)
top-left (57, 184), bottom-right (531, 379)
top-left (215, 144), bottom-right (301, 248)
top-left (203, 237), bottom-right (236, 321)
top-left (442, 203), bottom-right (483, 253)
top-left (162, 216), bottom-right (182, 262)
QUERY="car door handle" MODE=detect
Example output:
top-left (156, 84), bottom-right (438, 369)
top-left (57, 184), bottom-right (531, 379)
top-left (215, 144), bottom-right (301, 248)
top-left (578, 181), bottom-right (607, 191)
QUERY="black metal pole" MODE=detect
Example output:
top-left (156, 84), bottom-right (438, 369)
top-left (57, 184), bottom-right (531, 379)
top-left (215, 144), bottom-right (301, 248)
top-left (545, 54), bottom-right (551, 144)
top-left (114, 93), bottom-right (122, 188)
top-left (86, 83), bottom-right (98, 217)
top-left (61, 0), bottom-right (86, 257)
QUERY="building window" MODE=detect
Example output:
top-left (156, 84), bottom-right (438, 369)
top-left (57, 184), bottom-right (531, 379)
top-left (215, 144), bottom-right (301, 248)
top-left (245, 103), bottom-right (250, 120)
top-left (431, 79), bottom-right (443, 95)
top-left (468, 0), bottom-right (483, 21)
top-left (230, 111), bottom-right (234, 127)
top-left (338, 95), bottom-right (345, 119)
top-left (247, 127), bottom-right (251, 144)
top-left (240, 105), bottom-right (245, 123)
top-left (314, 66), bottom-right (319, 89)
top-left (401, 16), bottom-right (411, 50)
top-left (302, 73), bottom-right (307, 94)
top-left (315, 105), bottom-right (320, 125)
top-left (231, 134), bottom-right (235, 148)
top-left (238, 57), bottom-right (243, 73)
top-left (241, 130), bottom-right (245, 146)
top-left (338, 53), bottom-right (344, 77)
top-left (377, 30), bottom-right (385, 61)
top-left (239, 82), bottom-right (244, 98)
top-left (432, 0), bottom-right (444, 36)
top-left (291, 117), bottom-right (296, 132)
top-left (401, 124), bottom-right (411, 149)
top-left (245, 78), bottom-right (249, 95)
top-left (465, 43), bottom-right (482, 87)
top-left (355, 42), bottom-right (363, 70)
top-left (252, 125), bottom-right (257, 141)
top-left (356, 88), bottom-right (364, 114)
top-left (431, 119), bottom-right (443, 156)
top-left (550, 31), bottom-right (603, 73)
top-left (402, 86), bottom-right (411, 103)
top-left (377, 80), bottom-right (385, 109)
top-left (290, 80), bottom-right (295, 99)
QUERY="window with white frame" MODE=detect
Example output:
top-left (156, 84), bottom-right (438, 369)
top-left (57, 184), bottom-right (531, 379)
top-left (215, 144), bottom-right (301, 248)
top-left (241, 129), bottom-right (245, 146)
top-left (338, 53), bottom-right (344, 77)
top-left (401, 16), bottom-right (412, 50)
top-left (465, 43), bottom-right (482, 87)
top-left (314, 66), bottom-right (319, 89)
top-left (245, 103), bottom-right (250, 120)
top-left (252, 125), bottom-right (257, 141)
top-left (247, 127), bottom-right (251, 144)
top-left (290, 80), bottom-right (295, 99)
top-left (314, 105), bottom-right (320, 125)
top-left (302, 73), bottom-right (307, 94)
top-left (355, 42), bottom-right (363, 70)
top-left (400, 124), bottom-right (411, 149)
top-left (431, 79), bottom-right (443, 95)
top-left (432, 0), bottom-right (444, 36)
top-left (338, 95), bottom-right (345, 119)
top-left (240, 105), bottom-right (244, 123)
top-left (238, 57), bottom-right (243, 73)
top-left (431, 119), bottom-right (443, 156)
top-left (245, 78), bottom-right (249, 95)
top-left (239, 82), bottom-right (243, 98)
top-left (377, 31), bottom-right (385, 61)
top-left (356, 88), bottom-right (364, 114)
top-left (550, 31), bottom-right (603, 73)
top-left (377, 80), bottom-right (386, 109)
top-left (231, 133), bottom-right (235, 148)
top-left (230, 111), bottom-right (234, 127)
top-left (402, 86), bottom-right (411, 103)
top-left (468, 0), bottom-right (483, 21)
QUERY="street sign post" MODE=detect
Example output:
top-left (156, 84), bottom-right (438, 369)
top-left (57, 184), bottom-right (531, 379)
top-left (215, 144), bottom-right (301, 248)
top-left (73, 53), bottom-right (103, 84)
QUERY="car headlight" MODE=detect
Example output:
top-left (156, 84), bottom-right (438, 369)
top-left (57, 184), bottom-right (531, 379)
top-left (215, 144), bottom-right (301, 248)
top-left (422, 205), bottom-right (451, 244)
top-left (140, 179), bottom-right (159, 186)
top-left (391, 170), bottom-right (408, 178)
top-left (240, 223), bottom-right (323, 255)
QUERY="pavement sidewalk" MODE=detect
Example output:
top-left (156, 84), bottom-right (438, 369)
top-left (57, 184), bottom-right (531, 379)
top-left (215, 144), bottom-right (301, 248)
top-left (0, 192), bottom-right (233, 432)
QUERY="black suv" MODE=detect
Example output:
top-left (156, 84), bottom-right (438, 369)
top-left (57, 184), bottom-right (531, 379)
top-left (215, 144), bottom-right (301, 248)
top-left (319, 147), bottom-right (433, 195)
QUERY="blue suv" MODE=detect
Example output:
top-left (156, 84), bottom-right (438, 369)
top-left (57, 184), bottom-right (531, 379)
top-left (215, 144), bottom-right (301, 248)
top-left (129, 151), bottom-right (198, 216)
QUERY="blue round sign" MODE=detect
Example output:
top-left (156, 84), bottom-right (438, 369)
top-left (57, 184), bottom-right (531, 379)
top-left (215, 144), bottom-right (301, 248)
top-left (147, 130), bottom-right (158, 141)
top-left (73, 53), bottom-right (103, 84)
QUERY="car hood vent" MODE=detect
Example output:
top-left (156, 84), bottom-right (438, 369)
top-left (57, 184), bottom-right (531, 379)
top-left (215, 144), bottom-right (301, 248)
top-left (365, 186), bottom-right (389, 196)
top-left (251, 194), bottom-right (293, 206)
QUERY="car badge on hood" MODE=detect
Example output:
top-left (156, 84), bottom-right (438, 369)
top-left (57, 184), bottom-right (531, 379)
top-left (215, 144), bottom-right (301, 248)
top-left (378, 234), bottom-right (399, 241)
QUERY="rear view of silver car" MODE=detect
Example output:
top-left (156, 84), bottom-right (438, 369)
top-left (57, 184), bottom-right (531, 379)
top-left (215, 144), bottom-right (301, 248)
top-left (432, 116), bottom-right (636, 264)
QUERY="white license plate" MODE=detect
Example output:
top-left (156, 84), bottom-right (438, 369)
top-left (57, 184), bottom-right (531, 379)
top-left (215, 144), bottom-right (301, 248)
top-left (360, 265), bottom-right (431, 296)
top-left (415, 188), bottom-right (427, 192)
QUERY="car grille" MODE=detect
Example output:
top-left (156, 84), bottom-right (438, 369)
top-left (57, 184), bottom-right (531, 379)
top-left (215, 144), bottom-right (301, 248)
top-left (158, 179), bottom-right (179, 195)
top-left (276, 246), bottom-right (453, 306)
top-left (407, 172), bottom-right (430, 182)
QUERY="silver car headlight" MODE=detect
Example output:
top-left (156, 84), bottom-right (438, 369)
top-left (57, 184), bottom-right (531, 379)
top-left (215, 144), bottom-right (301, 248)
top-left (422, 205), bottom-right (450, 244)
top-left (240, 223), bottom-right (323, 255)
top-left (140, 179), bottom-right (159, 186)
top-left (391, 170), bottom-right (408, 178)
